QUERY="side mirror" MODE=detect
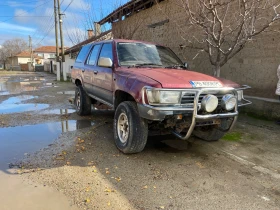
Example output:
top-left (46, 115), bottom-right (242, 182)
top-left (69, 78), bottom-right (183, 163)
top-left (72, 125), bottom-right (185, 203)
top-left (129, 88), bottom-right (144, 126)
top-left (184, 62), bottom-right (188, 69)
top-left (98, 57), bottom-right (113, 68)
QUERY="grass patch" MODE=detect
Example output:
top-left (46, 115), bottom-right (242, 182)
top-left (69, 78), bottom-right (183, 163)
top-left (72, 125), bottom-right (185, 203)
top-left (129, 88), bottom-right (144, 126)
top-left (222, 132), bottom-right (242, 141)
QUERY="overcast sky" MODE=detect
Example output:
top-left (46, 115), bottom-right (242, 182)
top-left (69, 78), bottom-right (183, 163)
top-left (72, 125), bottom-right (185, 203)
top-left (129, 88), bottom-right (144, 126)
top-left (0, 0), bottom-right (129, 47)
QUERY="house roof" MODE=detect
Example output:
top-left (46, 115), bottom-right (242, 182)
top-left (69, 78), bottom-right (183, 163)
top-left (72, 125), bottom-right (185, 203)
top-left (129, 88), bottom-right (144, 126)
top-left (65, 30), bottom-right (112, 54)
top-left (14, 51), bottom-right (42, 59)
top-left (34, 46), bottom-right (57, 53)
top-left (16, 51), bottom-right (32, 57)
top-left (98, 0), bottom-right (165, 25)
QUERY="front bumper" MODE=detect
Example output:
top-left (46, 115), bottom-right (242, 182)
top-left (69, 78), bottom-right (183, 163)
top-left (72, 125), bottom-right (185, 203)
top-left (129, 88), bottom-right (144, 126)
top-left (138, 86), bottom-right (251, 140)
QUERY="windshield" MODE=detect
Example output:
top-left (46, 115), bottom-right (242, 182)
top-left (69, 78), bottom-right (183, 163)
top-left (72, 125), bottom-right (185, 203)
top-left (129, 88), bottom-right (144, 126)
top-left (116, 42), bottom-right (184, 68)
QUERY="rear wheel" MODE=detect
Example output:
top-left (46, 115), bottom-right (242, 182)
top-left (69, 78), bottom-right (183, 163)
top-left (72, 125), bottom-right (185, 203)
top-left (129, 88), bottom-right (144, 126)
top-left (114, 101), bottom-right (148, 153)
top-left (75, 85), bottom-right (91, 116)
top-left (193, 118), bottom-right (233, 141)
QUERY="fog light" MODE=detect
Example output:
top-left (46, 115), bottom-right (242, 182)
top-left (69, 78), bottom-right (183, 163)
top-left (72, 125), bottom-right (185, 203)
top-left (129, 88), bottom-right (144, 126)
top-left (221, 94), bottom-right (237, 111)
top-left (201, 94), bottom-right (218, 113)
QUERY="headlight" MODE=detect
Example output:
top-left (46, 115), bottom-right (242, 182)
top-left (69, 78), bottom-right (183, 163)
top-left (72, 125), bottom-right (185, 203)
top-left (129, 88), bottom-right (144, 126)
top-left (201, 94), bottom-right (218, 112)
top-left (237, 90), bottom-right (243, 101)
top-left (221, 94), bottom-right (237, 111)
top-left (146, 89), bottom-right (181, 104)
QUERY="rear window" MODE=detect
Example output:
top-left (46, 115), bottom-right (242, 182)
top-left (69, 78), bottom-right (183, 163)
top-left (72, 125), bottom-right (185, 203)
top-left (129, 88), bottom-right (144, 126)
top-left (76, 44), bottom-right (92, 63)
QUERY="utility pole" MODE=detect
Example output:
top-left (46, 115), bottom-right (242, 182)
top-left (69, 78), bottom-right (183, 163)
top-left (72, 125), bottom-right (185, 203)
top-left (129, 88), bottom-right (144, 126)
top-left (29, 35), bottom-right (33, 71)
top-left (57, 0), bottom-right (66, 81)
top-left (54, 0), bottom-right (60, 81)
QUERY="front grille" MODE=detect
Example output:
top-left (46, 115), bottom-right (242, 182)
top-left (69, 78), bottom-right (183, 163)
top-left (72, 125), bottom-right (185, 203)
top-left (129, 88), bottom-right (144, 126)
top-left (181, 92), bottom-right (233, 105)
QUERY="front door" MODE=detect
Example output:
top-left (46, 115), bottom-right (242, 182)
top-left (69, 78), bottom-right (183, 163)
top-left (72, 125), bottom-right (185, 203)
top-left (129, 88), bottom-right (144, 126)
top-left (93, 43), bottom-right (114, 104)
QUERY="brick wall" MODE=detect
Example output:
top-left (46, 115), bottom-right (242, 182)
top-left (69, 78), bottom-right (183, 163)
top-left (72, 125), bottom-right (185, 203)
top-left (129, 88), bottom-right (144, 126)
top-left (112, 0), bottom-right (280, 99)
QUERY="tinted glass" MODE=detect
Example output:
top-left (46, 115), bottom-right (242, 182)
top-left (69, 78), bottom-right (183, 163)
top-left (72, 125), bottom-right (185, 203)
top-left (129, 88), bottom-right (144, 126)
top-left (117, 43), bottom-right (183, 67)
top-left (98, 43), bottom-right (113, 63)
top-left (87, 44), bottom-right (101, 65)
top-left (76, 44), bottom-right (92, 63)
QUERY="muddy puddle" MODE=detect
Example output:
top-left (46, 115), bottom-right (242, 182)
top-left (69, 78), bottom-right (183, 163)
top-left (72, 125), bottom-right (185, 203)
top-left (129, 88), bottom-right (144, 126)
top-left (0, 120), bottom-right (95, 170)
top-left (40, 108), bottom-right (76, 115)
top-left (0, 95), bottom-right (49, 114)
top-left (0, 76), bottom-right (57, 95)
top-left (57, 91), bottom-right (75, 95)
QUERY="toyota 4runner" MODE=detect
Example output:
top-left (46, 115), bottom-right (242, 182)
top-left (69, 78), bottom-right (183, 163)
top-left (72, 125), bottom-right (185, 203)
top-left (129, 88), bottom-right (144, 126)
top-left (71, 39), bottom-right (251, 153)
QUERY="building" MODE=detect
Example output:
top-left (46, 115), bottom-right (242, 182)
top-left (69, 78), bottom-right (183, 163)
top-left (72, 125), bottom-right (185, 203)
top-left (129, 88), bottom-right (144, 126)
top-left (97, 0), bottom-right (280, 99)
top-left (33, 46), bottom-right (56, 64)
top-left (6, 51), bottom-right (41, 71)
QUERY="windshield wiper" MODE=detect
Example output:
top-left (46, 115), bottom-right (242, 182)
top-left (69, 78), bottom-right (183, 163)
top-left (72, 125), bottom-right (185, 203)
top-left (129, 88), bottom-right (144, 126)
top-left (128, 63), bottom-right (162, 68)
top-left (165, 64), bottom-right (186, 69)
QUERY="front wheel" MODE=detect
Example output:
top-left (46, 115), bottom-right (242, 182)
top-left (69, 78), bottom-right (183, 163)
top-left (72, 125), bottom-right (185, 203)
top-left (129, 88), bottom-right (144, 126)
top-left (114, 101), bottom-right (148, 154)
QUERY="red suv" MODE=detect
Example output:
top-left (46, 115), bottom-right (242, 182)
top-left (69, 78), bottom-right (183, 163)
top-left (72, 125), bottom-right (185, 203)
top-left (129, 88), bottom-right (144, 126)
top-left (71, 39), bottom-right (251, 153)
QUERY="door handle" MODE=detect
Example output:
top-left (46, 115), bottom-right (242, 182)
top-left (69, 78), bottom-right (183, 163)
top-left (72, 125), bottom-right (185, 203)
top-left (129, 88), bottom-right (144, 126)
top-left (94, 70), bottom-right (98, 74)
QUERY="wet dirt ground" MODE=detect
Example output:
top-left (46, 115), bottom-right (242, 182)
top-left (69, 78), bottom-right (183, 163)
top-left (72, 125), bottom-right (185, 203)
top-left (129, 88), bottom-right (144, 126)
top-left (0, 71), bottom-right (280, 210)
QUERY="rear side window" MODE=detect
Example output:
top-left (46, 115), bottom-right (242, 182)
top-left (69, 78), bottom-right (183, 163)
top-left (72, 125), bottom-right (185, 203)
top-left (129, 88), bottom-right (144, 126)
top-left (76, 44), bottom-right (92, 63)
top-left (98, 43), bottom-right (113, 63)
top-left (86, 44), bottom-right (101, 65)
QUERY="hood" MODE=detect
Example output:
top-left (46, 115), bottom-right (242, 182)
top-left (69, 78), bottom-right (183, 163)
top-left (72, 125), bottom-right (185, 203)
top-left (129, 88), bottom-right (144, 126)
top-left (125, 68), bottom-right (240, 88)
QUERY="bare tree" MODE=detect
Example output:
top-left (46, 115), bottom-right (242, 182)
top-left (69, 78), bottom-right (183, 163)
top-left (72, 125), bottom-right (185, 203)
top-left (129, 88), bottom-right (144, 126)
top-left (0, 38), bottom-right (28, 69)
top-left (178, 0), bottom-right (280, 77)
top-left (64, 0), bottom-right (127, 45)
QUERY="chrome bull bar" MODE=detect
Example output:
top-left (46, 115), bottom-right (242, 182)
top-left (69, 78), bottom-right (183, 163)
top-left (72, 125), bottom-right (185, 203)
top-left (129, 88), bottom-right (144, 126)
top-left (142, 86), bottom-right (251, 140)
top-left (171, 87), bottom-right (240, 140)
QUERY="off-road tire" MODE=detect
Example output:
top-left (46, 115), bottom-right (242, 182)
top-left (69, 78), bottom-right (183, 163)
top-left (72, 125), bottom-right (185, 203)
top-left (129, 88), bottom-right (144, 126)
top-left (75, 85), bottom-right (91, 116)
top-left (114, 101), bottom-right (148, 154)
top-left (193, 118), bottom-right (233, 141)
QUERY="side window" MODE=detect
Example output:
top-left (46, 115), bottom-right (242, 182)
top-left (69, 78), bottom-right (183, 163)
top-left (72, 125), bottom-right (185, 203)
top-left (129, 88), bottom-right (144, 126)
top-left (76, 44), bottom-right (92, 63)
top-left (98, 43), bottom-right (113, 65)
top-left (86, 44), bottom-right (101, 65)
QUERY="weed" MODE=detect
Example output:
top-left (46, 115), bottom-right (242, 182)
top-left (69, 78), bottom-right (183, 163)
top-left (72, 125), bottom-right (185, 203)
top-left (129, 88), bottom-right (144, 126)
top-left (222, 132), bottom-right (242, 141)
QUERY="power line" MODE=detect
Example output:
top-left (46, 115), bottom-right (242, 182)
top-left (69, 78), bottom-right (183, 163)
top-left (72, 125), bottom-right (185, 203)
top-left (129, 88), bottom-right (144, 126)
top-left (34, 23), bottom-right (55, 46)
top-left (0, 0), bottom-right (49, 23)
top-left (63, 0), bottom-right (74, 12)
top-left (31, 15), bottom-right (55, 45)
top-left (0, 0), bottom-right (44, 6)
top-left (0, 15), bottom-right (50, 18)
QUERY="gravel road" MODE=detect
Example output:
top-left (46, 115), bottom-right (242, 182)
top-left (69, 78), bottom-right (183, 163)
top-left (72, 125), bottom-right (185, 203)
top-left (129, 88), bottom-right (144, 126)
top-left (0, 71), bottom-right (279, 210)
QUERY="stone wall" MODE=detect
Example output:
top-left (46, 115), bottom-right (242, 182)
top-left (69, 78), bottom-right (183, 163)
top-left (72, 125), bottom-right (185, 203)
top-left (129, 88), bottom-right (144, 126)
top-left (112, 0), bottom-right (280, 99)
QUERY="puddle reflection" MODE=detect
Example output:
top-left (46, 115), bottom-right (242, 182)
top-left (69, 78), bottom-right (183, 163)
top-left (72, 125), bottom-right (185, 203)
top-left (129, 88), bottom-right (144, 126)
top-left (0, 120), bottom-right (95, 170)
top-left (0, 76), bottom-right (57, 95)
top-left (57, 91), bottom-right (75, 95)
top-left (40, 109), bottom-right (76, 115)
top-left (0, 95), bottom-right (48, 114)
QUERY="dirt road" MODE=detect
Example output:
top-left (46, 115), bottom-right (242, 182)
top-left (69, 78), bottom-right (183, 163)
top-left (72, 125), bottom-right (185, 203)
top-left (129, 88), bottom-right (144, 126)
top-left (0, 71), bottom-right (279, 210)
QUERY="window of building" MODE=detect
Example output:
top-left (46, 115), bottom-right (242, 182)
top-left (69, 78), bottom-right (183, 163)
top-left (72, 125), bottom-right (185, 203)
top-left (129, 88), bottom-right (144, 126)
top-left (49, 53), bottom-right (55, 58)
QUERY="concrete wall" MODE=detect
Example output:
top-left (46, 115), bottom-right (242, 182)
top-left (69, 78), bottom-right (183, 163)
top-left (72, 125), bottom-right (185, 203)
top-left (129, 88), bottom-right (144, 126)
top-left (64, 54), bottom-right (75, 77)
top-left (18, 57), bottom-right (31, 64)
top-left (112, 0), bottom-right (280, 99)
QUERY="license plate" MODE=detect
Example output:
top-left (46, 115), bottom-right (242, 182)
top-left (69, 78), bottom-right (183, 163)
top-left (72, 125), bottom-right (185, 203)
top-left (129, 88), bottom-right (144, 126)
top-left (190, 81), bottom-right (222, 88)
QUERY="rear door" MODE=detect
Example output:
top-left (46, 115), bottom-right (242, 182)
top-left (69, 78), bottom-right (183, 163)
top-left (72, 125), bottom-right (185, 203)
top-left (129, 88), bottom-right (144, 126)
top-left (93, 42), bottom-right (114, 104)
top-left (83, 44), bottom-right (101, 95)
top-left (73, 44), bottom-right (92, 93)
